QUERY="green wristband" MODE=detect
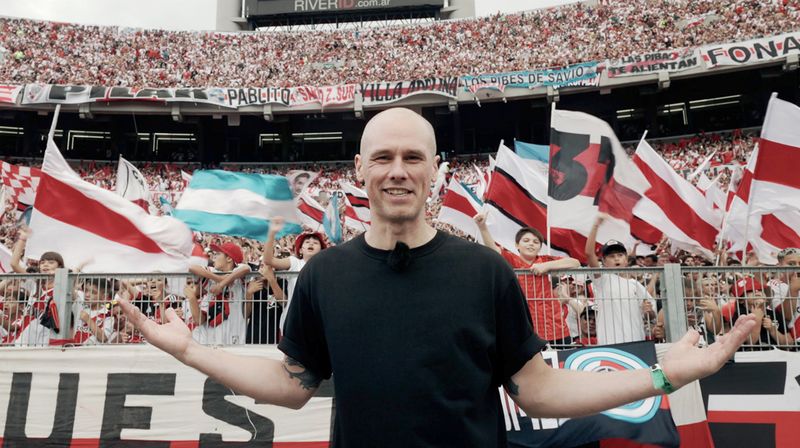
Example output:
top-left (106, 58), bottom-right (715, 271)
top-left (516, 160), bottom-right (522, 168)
top-left (650, 363), bottom-right (676, 394)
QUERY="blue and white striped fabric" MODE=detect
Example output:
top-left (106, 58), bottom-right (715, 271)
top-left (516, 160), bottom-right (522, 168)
top-left (514, 140), bottom-right (550, 177)
top-left (322, 194), bottom-right (343, 244)
top-left (514, 140), bottom-right (550, 164)
top-left (173, 170), bottom-right (302, 241)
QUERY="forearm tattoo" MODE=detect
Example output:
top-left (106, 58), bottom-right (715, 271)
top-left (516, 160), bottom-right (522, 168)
top-left (505, 378), bottom-right (520, 396)
top-left (284, 356), bottom-right (322, 390)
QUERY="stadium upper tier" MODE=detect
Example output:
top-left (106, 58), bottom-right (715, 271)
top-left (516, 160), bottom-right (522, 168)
top-left (0, 0), bottom-right (798, 88)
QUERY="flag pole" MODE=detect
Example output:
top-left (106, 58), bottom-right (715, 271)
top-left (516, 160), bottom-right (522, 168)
top-left (546, 103), bottom-right (556, 255)
top-left (714, 165), bottom-right (741, 265)
top-left (48, 104), bottom-right (61, 140)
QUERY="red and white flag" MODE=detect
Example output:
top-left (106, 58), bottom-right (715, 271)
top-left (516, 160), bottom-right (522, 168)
top-left (722, 147), bottom-right (800, 263)
top-left (26, 138), bottom-right (193, 272)
top-left (632, 138), bottom-right (721, 258)
top-left (437, 176), bottom-right (483, 241)
top-left (0, 161), bottom-right (41, 213)
top-left (0, 243), bottom-right (12, 273)
top-left (428, 162), bottom-right (450, 202)
top-left (748, 96), bottom-right (800, 215)
top-left (296, 191), bottom-right (324, 231)
top-left (189, 242), bottom-right (208, 267)
top-left (473, 163), bottom-right (488, 199)
top-left (116, 156), bottom-right (151, 212)
top-left (548, 109), bottom-right (650, 252)
top-left (341, 182), bottom-right (370, 231)
top-left (484, 143), bottom-right (568, 258)
top-left (0, 85), bottom-right (22, 103)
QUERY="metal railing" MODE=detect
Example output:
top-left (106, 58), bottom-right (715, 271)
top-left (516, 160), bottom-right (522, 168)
top-left (0, 265), bottom-right (797, 350)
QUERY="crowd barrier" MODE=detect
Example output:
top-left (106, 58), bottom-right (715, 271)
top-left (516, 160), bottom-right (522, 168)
top-left (0, 265), bottom-right (797, 350)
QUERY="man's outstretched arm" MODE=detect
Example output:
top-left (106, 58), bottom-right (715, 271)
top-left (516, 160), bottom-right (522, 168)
top-left (118, 298), bottom-right (319, 409)
top-left (507, 314), bottom-right (758, 418)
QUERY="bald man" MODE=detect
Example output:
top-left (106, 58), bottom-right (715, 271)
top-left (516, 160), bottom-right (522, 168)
top-left (120, 108), bottom-right (757, 447)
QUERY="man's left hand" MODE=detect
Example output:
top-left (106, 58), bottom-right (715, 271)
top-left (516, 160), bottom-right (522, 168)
top-left (660, 314), bottom-right (757, 389)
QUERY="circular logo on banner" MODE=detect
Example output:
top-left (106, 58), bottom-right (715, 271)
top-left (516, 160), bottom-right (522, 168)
top-left (562, 348), bottom-right (661, 423)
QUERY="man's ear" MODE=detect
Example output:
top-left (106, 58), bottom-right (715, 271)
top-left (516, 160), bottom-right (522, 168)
top-left (354, 154), bottom-right (364, 182)
top-left (431, 154), bottom-right (440, 182)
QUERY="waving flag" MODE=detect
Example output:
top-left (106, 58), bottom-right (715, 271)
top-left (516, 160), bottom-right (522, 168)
top-left (437, 176), bottom-right (484, 241)
top-left (159, 196), bottom-right (174, 216)
top-left (0, 161), bottom-right (40, 213)
top-left (632, 138), bottom-right (721, 258)
top-left (0, 243), bottom-right (11, 273)
top-left (26, 138), bottom-right (193, 272)
top-left (116, 156), bottom-right (151, 212)
top-left (287, 170), bottom-right (319, 197)
top-left (174, 170), bottom-right (302, 241)
top-left (472, 164), bottom-right (488, 199)
top-left (341, 182), bottom-right (370, 231)
top-left (484, 143), bottom-right (569, 258)
top-left (548, 109), bottom-right (650, 252)
top-left (322, 194), bottom-right (343, 245)
top-left (180, 170), bottom-right (192, 188)
top-left (514, 140), bottom-right (550, 173)
top-left (722, 147), bottom-right (800, 263)
top-left (297, 190), bottom-right (325, 231)
top-left (428, 162), bottom-right (450, 202)
top-left (748, 96), bottom-right (800, 215)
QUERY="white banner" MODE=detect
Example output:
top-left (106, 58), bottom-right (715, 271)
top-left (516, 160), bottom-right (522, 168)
top-left (701, 31), bottom-right (800, 68)
top-left (0, 345), bottom-right (332, 446)
top-left (2, 346), bottom-right (798, 446)
top-left (21, 84), bottom-right (357, 109)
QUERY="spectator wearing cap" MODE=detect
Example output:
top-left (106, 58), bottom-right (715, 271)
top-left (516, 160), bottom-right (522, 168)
top-left (585, 214), bottom-right (656, 344)
top-left (474, 213), bottom-right (580, 345)
top-left (720, 278), bottom-right (777, 348)
top-left (262, 217), bottom-right (327, 334)
top-left (573, 305), bottom-right (597, 347)
top-left (189, 241), bottom-right (252, 345)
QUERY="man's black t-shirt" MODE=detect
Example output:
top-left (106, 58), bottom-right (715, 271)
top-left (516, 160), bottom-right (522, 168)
top-left (278, 231), bottom-right (546, 447)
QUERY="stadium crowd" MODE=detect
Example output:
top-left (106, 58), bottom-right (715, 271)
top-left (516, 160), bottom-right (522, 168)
top-left (0, 1), bottom-right (798, 87)
top-left (1, 127), bottom-right (797, 350)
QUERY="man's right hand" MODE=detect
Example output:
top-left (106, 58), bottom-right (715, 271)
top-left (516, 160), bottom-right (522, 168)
top-left (118, 298), bottom-right (194, 361)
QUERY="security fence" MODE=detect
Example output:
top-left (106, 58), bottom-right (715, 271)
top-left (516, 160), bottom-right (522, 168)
top-left (0, 265), bottom-right (797, 350)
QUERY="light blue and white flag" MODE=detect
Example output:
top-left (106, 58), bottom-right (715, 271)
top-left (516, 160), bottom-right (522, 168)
top-left (322, 194), bottom-right (343, 245)
top-left (173, 170), bottom-right (302, 241)
top-left (514, 140), bottom-right (550, 177)
top-left (159, 196), bottom-right (174, 216)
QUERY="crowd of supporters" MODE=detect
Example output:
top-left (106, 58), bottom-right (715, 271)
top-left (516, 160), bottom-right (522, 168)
top-left (1, 1), bottom-right (799, 88)
top-left (0, 129), bottom-right (759, 251)
top-left (1, 127), bottom-right (797, 350)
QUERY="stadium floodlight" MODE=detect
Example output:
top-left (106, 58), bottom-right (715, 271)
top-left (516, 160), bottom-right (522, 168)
top-left (658, 71), bottom-right (671, 90)
top-left (546, 86), bottom-right (560, 104)
top-left (171, 104), bottom-right (183, 122)
top-left (784, 54), bottom-right (799, 72)
top-left (78, 103), bottom-right (93, 120)
top-left (448, 99), bottom-right (458, 112)
top-left (263, 104), bottom-right (274, 122)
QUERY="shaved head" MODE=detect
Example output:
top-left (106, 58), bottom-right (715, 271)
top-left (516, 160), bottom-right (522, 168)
top-left (360, 108), bottom-right (437, 156)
